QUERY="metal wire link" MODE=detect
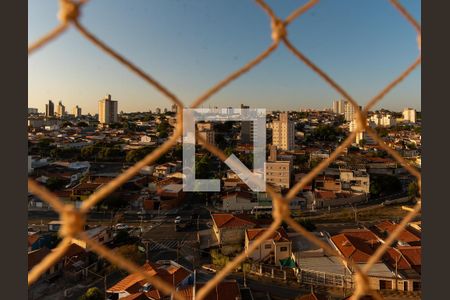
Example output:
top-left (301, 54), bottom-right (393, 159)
top-left (28, 0), bottom-right (421, 299)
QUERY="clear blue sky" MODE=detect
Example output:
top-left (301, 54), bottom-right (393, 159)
top-left (28, 0), bottom-right (421, 114)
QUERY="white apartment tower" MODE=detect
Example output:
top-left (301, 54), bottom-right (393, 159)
top-left (402, 108), bottom-right (417, 123)
top-left (272, 112), bottom-right (295, 151)
top-left (332, 99), bottom-right (346, 114)
top-left (344, 102), bottom-right (362, 122)
top-left (98, 94), bottom-right (118, 124)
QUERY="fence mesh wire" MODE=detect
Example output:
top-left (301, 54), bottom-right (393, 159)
top-left (28, 1), bottom-right (421, 299)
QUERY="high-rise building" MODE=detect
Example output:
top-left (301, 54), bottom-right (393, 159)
top-left (98, 94), bottom-right (118, 124)
top-left (45, 100), bottom-right (54, 117)
top-left (272, 112), bottom-right (295, 151)
top-left (402, 108), bottom-right (417, 123)
top-left (72, 105), bottom-right (82, 118)
top-left (56, 101), bottom-right (65, 118)
top-left (349, 118), bottom-right (376, 145)
top-left (370, 113), bottom-right (396, 127)
top-left (332, 99), bottom-right (346, 114)
top-left (332, 101), bottom-right (339, 114)
top-left (240, 104), bottom-right (253, 145)
top-left (196, 122), bottom-right (215, 146)
top-left (344, 102), bottom-right (362, 122)
top-left (155, 107), bottom-right (161, 114)
top-left (171, 103), bottom-right (178, 113)
top-left (338, 100), bottom-right (345, 115)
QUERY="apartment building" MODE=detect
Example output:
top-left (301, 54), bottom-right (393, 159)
top-left (98, 94), bottom-right (118, 124)
top-left (339, 169), bottom-right (370, 194)
top-left (272, 112), bottom-right (295, 150)
top-left (402, 108), bottom-right (417, 123)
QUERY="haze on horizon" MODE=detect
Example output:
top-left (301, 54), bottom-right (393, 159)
top-left (28, 0), bottom-right (421, 115)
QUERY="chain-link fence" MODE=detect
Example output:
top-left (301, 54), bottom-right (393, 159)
top-left (28, 1), bottom-right (421, 299)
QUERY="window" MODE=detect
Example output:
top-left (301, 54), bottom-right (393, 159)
top-left (265, 244), bottom-right (272, 249)
top-left (280, 246), bottom-right (288, 252)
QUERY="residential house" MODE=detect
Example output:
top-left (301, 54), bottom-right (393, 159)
top-left (245, 228), bottom-right (292, 265)
top-left (339, 169), bottom-right (370, 194)
top-left (330, 229), bottom-right (420, 291)
top-left (28, 247), bottom-right (63, 284)
top-left (176, 279), bottom-right (244, 300)
top-left (71, 226), bottom-right (113, 251)
top-left (106, 261), bottom-right (191, 300)
top-left (370, 221), bottom-right (421, 246)
top-left (221, 191), bottom-right (258, 212)
top-left (211, 214), bottom-right (256, 249)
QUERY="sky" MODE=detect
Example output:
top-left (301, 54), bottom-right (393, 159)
top-left (28, 0), bottom-right (421, 115)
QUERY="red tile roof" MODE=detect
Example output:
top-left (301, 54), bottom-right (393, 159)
top-left (331, 230), bottom-right (382, 263)
top-left (28, 233), bottom-right (40, 248)
top-left (119, 292), bottom-right (150, 300)
top-left (192, 281), bottom-right (241, 300)
top-left (107, 261), bottom-right (190, 296)
top-left (297, 292), bottom-right (328, 300)
top-left (383, 248), bottom-right (413, 270)
top-left (371, 221), bottom-right (421, 245)
top-left (212, 214), bottom-right (256, 229)
top-left (398, 246), bottom-right (421, 273)
top-left (246, 228), bottom-right (289, 242)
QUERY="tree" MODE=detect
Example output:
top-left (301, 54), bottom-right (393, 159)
top-left (125, 146), bottom-right (155, 163)
top-left (46, 177), bottom-right (67, 191)
top-left (370, 174), bottom-right (402, 198)
top-left (102, 195), bottom-right (128, 210)
top-left (195, 155), bottom-right (211, 179)
top-left (110, 245), bottom-right (145, 269)
top-left (408, 181), bottom-right (419, 198)
top-left (77, 121), bottom-right (89, 127)
top-left (157, 120), bottom-right (170, 138)
top-left (78, 287), bottom-right (103, 300)
top-left (297, 219), bottom-right (316, 231)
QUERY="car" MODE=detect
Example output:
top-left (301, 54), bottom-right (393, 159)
top-left (174, 216), bottom-right (182, 224)
top-left (115, 223), bottom-right (129, 230)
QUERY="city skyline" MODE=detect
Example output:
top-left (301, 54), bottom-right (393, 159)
top-left (29, 0), bottom-right (420, 114)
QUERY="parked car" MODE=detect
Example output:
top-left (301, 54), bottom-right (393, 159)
top-left (115, 223), bottom-right (129, 230)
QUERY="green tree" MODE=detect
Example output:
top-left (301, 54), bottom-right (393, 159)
top-left (46, 177), bottom-right (67, 191)
top-left (125, 146), bottom-right (155, 163)
top-left (195, 155), bottom-right (211, 179)
top-left (78, 287), bottom-right (103, 300)
top-left (297, 219), bottom-right (316, 231)
top-left (408, 181), bottom-right (419, 198)
top-left (370, 174), bottom-right (402, 198)
top-left (77, 121), bottom-right (89, 127)
top-left (110, 245), bottom-right (145, 270)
